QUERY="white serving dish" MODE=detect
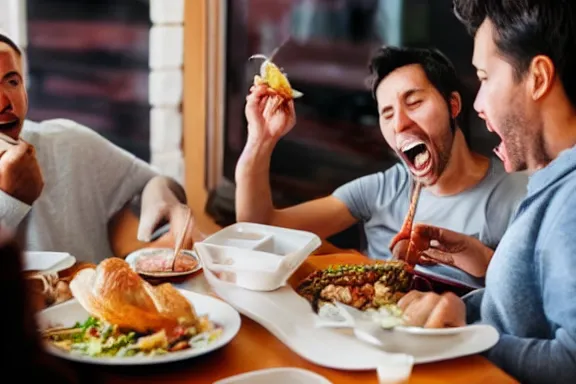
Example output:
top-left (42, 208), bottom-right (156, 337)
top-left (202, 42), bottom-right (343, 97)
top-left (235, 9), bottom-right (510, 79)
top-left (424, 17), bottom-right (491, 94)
top-left (23, 251), bottom-right (76, 274)
top-left (214, 368), bottom-right (333, 384)
top-left (37, 289), bottom-right (241, 365)
top-left (194, 222), bottom-right (321, 291)
top-left (202, 266), bottom-right (499, 368)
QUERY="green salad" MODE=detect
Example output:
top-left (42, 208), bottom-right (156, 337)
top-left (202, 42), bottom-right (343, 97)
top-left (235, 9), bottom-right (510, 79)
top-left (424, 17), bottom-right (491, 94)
top-left (43, 316), bottom-right (223, 358)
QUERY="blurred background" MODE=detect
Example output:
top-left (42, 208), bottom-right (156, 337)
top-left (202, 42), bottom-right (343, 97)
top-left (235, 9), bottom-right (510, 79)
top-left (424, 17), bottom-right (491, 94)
top-left (3, 0), bottom-right (499, 250)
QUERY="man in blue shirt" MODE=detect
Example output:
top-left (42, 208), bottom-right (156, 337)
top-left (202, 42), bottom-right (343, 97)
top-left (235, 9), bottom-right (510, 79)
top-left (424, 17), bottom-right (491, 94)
top-left (398, 1), bottom-right (576, 383)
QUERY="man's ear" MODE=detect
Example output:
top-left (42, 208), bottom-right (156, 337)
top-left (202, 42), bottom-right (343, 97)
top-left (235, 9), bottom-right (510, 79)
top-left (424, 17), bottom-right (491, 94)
top-left (528, 55), bottom-right (555, 101)
top-left (449, 92), bottom-right (462, 119)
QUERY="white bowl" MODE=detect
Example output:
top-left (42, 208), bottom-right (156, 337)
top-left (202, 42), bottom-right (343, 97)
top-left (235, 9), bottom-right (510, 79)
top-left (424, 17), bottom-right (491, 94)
top-left (195, 222), bottom-right (321, 291)
top-left (214, 368), bottom-right (332, 384)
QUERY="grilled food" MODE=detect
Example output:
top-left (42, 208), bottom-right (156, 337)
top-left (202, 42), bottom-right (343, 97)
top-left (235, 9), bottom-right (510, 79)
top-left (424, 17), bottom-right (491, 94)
top-left (297, 261), bottom-right (413, 311)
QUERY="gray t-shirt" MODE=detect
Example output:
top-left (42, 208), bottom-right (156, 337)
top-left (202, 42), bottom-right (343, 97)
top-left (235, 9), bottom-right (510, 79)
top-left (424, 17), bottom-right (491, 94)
top-left (333, 159), bottom-right (529, 288)
top-left (0, 119), bottom-right (159, 264)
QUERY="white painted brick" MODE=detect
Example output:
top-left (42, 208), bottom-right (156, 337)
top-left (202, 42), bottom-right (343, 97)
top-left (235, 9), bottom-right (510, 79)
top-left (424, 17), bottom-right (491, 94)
top-left (150, 107), bottom-right (182, 153)
top-left (149, 69), bottom-right (183, 106)
top-left (149, 25), bottom-right (183, 69)
top-left (0, 0), bottom-right (27, 48)
top-left (151, 150), bottom-right (184, 184)
top-left (150, 0), bottom-right (185, 24)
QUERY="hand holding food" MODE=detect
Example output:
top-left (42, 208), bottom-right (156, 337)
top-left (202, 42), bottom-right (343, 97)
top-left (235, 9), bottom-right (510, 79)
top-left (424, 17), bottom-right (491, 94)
top-left (0, 140), bottom-right (44, 205)
top-left (406, 224), bottom-right (494, 277)
top-left (389, 182), bottom-right (423, 265)
top-left (245, 85), bottom-right (296, 145)
top-left (244, 48), bottom-right (300, 145)
top-left (249, 52), bottom-right (303, 102)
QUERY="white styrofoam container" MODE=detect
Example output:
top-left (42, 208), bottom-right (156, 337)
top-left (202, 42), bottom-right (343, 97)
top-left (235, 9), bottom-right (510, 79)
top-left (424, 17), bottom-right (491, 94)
top-left (194, 222), bottom-right (321, 291)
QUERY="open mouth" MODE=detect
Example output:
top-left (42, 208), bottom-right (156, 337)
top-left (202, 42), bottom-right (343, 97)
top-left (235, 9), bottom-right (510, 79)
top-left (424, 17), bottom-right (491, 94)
top-left (0, 120), bottom-right (20, 140)
top-left (401, 142), bottom-right (433, 177)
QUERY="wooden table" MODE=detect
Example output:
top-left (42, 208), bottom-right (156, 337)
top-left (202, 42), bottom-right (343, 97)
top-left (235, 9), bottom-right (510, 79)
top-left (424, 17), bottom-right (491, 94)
top-left (62, 251), bottom-right (518, 384)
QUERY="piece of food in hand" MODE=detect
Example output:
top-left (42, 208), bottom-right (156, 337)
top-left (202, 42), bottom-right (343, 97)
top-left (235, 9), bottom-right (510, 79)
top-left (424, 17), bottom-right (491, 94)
top-left (135, 249), bottom-right (198, 273)
top-left (25, 272), bottom-right (73, 310)
top-left (250, 53), bottom-right (303, 101)
top-left (389, 181), bottom-right (423, 265)
top-left (297, 261), bottom-right (414, 311)
top-left (45, 258), bottom-right (223, 358)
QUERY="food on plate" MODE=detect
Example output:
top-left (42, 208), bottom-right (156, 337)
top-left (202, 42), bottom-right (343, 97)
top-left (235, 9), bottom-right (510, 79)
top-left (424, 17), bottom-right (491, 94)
top-left (297, 261), bottom-right (413, 311)
top-left (134, 249), bottom-right (199, 273)
top-left (250, 50), bottom-right (303, 104)
top-left (25, 272), bottom-right (73, 311)
top-left (42, 258), bottom-right (221, 357)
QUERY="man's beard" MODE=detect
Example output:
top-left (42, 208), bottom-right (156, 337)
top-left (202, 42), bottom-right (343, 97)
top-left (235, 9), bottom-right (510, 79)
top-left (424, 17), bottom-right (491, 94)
top-left (499, 105), bottom-right (550, 172)
top-left (432, 117), bottom-right (455, 179)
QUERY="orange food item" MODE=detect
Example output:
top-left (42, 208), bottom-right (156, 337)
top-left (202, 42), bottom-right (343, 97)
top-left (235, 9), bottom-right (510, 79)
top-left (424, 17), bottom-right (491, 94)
top-left (250, 53), bottom-right (303, 101)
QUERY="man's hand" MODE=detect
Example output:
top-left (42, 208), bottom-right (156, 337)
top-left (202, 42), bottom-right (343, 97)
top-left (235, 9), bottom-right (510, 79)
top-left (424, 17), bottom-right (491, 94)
top-left (392, 224), bottom-right (494, 277)
top-left (137, 176), bottom-right (202, 249)
top-left (245, 84), bottom-right (296, 145)
top-left (138, 202), bottom-right (203, 250)
top-left (0, 141), bottom-right (44, 205)
top-left (398, 290), bottom-right (466, 328)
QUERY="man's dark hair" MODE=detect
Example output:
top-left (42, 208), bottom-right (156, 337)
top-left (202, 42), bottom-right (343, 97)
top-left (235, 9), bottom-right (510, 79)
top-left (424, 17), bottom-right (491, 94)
top-left (453, 0), bottom-right (576, 107)
top-left (368, 46), bottom-right (465, 131)
top-left (0, 35), bottom-right (21, 56)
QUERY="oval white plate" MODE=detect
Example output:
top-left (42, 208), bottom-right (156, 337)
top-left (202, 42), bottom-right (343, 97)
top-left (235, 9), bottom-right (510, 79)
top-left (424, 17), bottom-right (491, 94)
top-left (214, 368), bottom-right (333, 384)
top-left (36, 289), bottom-right (241, 365)
top-left (125, 248), bottom-right (202, 278)
top-left (204, 267), bottom-right (499, 368)
top-left (393, 325), bottom-right (471, 335)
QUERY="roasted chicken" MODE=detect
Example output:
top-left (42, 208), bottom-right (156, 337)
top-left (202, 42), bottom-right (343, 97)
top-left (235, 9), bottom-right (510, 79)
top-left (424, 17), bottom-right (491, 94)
top-left (69, 258), bottom-right (198, 335)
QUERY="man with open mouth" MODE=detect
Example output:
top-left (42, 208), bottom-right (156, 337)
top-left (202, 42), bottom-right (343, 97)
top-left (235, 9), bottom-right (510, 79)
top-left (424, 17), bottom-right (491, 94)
top-left (395, 1), bottom-right (576, 383)
top-left (0, 31), bottom-right (198, 264)
top-left (235, 45), bottom-right (529, 289)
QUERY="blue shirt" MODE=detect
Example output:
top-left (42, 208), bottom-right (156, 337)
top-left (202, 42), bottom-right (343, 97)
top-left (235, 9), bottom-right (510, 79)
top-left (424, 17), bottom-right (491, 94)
top-left (333, 157), bottom-right (528, 288)
top-left (465, 146), bottom-right (576, 384)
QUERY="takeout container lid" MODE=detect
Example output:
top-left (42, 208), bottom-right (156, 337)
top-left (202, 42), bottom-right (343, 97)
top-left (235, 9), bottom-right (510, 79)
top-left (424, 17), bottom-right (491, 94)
top-left (194, 222), bottom-right (321, 292)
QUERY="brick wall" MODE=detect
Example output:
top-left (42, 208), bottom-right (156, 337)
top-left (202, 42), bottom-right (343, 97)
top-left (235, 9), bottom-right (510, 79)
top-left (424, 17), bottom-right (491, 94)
top-left (149, 0), bottom-right (185, 184)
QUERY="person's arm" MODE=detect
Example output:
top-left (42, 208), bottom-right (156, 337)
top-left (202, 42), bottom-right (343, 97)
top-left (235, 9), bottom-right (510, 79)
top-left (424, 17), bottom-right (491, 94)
top-left (235, 137), bottom-right (357, 238)
top-left (0, 140), bottom-right (44, 230)
top-left (482, 171), bottom-right (528, 248)
top-left (236, 85), bottom-right (358, 239)
top-left (0, 190), bottom-right (31, 230)
top-left (483, 194), bottom-right (576, 384)
top-left (136, 176), bottom-right (195, 244)
top-left (462, 288), bottom-right (484, 324)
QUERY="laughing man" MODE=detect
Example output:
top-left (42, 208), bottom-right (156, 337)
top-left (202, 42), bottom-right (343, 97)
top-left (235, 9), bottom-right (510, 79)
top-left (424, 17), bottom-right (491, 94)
top-left (235, 46), bottom-right (528, 289)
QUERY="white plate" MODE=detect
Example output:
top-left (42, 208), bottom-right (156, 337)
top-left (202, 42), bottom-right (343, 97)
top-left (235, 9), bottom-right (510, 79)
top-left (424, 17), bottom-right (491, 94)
top-left (352, 324), bottom-right (498, 363)
top-left (23, 252), bottom-right (76, 274)
top-left (214, 368), bottom-right (333, 384)
top-left (203, 268), bottom-right (499, 368)
top-left (36, 289), bottom-right (241, 365)
top-left (125, 248), bottom-right (202, 278)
